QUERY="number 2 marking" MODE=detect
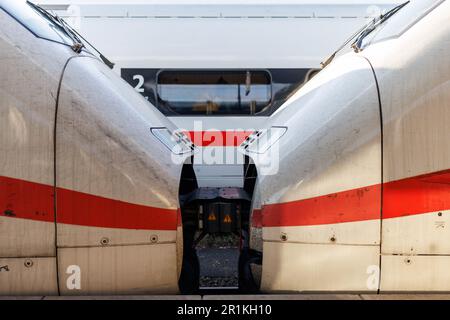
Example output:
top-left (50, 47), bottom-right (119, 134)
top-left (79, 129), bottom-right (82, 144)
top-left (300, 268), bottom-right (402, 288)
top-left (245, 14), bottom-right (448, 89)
top-left (133, 74), bottom-right (145, 93)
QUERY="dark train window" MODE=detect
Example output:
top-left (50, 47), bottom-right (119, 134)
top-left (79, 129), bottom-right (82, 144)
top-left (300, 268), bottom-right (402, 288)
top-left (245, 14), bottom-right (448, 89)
top-left (121, 68), bottom-right (311, 116)
top-left (156, 70), bottom-right (272, 115)
top-left (0, 0), bottom-right (72, 45)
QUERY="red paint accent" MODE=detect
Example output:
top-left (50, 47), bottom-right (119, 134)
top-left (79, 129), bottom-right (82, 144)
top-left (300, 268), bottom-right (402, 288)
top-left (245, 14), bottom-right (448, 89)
top-left (57, 188), bottom-right (177, 230)
top-left (0, 176), bottom-right (54, 223)
top-left (262, 169), bottom-right (450, 227)
top-left (186, 131), bottom-right (253, 147)
top-left (0, 175), bottom-right (177, 231)
top-left (252, 209), bottom-right (263, 228)
top-left (383, 169), bottom-right (450, 219)
top-left (3, 169), bottom-right (450, 230)
top-left (262, 185), bottom-right (381, 227)
top-left (177, 208), bottom-right (182, 228)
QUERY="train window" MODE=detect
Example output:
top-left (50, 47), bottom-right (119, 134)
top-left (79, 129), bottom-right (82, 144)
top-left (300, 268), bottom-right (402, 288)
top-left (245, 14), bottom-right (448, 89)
top-left (121, 68), bottom-right (309, 116)
top-left (0, 0), bottom-right (72, 46)
top-left (361, 0), bottom-right (445, 48)
top-left (156, 70), bottom-right (272, 115)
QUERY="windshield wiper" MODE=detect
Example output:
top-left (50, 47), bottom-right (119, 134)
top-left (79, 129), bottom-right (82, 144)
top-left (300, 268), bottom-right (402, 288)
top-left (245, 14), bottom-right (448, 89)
top-left (321, 1), bottom-right (410, 68)
top-left (27, 1), bottom-right (84, 52)
top-left (27, 1), bottom-right (115, 69)
top-left (352, 0), bottom-right (410, 52)
top-left (60, 19), bottom-right (115, 69)
top-left (320, 20), bottom-right (375, 68)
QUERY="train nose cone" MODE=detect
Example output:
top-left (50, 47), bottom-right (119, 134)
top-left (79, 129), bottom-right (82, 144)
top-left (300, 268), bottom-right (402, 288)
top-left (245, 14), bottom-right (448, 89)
top-left (54, 57), bottom-right (189, 294)
top-left (246, 54), bottom-right (382, 292)
top-left (57, 57), bottom-right (184, 213)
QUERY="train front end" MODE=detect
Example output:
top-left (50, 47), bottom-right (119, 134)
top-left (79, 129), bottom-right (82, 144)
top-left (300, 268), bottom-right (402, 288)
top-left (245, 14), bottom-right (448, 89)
top-left (249, 0), bottom-right (450, 292)
top-left (0, 0), bottom-right (190, 295)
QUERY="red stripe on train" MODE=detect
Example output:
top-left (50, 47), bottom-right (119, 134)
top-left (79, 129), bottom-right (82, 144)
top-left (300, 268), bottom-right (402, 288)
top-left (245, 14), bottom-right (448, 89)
top-left (251, 209), bottom-right (263, 228)
top-left (0, 176), bottom-right (177, 230)
top-left (0, 176), bottom-right (55, 223)
top-left (2, 169), bottom-right (450, 230)
top-left (57, 187), bottom-right (177, 230)
top-left (262, 169), bottom-right (450, 227)
top-left (186, 131), bottom-right (253, 147)
top-left (262, 185), bottom-right (381, 227)
top-left (383, 169), bottom-right (450, 219)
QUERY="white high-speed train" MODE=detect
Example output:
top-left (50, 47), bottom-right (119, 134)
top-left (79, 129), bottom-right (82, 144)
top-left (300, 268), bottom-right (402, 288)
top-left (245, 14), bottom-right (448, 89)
top-left (1, 0), bottom-right (449, 296)
top-left (0, 0), bottom-right (194, 295)
top-left (246, 0), bottom-right (450, 292)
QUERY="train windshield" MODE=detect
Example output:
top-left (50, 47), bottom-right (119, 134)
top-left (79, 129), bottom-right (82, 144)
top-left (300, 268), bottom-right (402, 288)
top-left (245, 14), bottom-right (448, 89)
top-left (156, 70), bottom-right (272, 116)
top-left (0, 0), bottom-right (73, 46)
top-left (360, 0), bottom-right (445, 48)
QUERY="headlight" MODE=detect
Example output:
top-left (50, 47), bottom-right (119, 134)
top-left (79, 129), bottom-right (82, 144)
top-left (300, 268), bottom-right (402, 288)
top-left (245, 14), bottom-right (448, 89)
top-left (151, 127), bottom-right (196, 155)
top-left (240, 126), bottom-right (287, 154)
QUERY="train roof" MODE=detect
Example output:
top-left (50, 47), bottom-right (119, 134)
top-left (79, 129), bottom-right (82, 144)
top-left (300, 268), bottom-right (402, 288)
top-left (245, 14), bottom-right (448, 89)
top-left (36, 0), bottom-right (403, 4)
top-left (36, 0), bottom-right (401, 18)
top-left (30, 0), bottom-right (403, 69)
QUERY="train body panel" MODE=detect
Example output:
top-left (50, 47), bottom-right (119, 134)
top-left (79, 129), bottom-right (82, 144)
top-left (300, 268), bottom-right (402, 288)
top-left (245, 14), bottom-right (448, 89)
top-left (245, 51), bottom-right (383, 291)
top-left (55, 56), bottom-right (183, 294)
top-left (0, 5), bottom-right (75, 259)
top-left (380, 255), bottom-right (450, 291)
top-left (361, 0), bottom-right (450, 291)
top-left (56, 56), bottom-right (181, 231)
top-left (58, 244), bottom-right (178, 295)
top-left (261, 243), bottom-right (379, 292)
top-left (251, 54), bottom-right (382, 292)
top-left (0, 3), bottom-right (77, 295)
top-left (0, 257), bottom-right (57, 295)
